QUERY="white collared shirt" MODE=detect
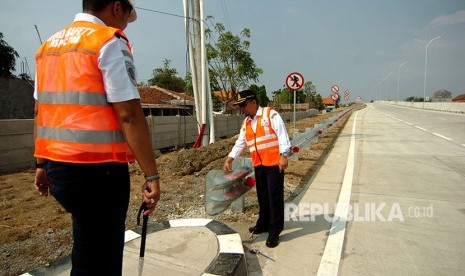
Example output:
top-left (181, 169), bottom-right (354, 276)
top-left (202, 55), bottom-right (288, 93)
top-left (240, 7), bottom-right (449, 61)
top-left (228, 106), bottom-right (291, 159)
top-left (34, 13), bottom-right (139, 103)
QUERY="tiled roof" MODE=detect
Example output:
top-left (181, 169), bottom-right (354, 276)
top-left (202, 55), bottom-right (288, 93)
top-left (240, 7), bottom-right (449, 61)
top-left (213, 90), bottom-right (234, 100)
top-left (138, 86), bottom-right (194, 104)
top-left (322, 97), bottom-right (335, 105)
top-left (452, 94), bottom-right (465, 102)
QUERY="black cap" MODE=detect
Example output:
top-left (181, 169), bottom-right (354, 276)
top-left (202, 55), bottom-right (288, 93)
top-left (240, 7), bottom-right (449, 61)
top-left (233, 90), bottom-right (257, 106)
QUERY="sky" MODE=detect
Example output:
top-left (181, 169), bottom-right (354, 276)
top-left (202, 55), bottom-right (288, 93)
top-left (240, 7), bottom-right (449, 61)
top-left (2, 0), bottom-right (465, 102)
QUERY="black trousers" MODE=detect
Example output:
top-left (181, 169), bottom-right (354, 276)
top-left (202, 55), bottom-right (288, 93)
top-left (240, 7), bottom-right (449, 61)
top-left (254, 165), bottom-right (284, 235)
top-left (46, 161), bottom-right (130, 276)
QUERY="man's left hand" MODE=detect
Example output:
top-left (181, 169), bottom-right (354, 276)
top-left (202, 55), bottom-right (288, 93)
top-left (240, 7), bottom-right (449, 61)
top-left (279, 156), bottom-right (288, 173)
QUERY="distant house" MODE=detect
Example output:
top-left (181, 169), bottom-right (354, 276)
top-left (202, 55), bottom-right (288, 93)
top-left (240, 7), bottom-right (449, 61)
top-left (452, 94), bottom-right (465, 103)
top-left (212, 90), bottom-right (239, 114)
top-left (322, 97), bottom-right (335, 106)
top-left (138, 86), bottom-right (195, 116)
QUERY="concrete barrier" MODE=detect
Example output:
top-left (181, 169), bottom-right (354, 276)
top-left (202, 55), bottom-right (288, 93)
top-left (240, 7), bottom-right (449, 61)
top-left (380, 101), bottom-right (465, 113)
top-left (0, 119), bottom-right (35, 172)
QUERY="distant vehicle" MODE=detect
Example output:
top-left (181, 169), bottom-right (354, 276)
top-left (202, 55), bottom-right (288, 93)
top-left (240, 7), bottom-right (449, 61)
top-left (370, 100), bottom-right (374, 103)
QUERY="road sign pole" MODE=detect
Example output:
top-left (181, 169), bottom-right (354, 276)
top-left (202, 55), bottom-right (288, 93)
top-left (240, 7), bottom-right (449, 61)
top-left (293, 90), bottom-right (296, 130)
top-left (285, 72), bottom-right (304, 132)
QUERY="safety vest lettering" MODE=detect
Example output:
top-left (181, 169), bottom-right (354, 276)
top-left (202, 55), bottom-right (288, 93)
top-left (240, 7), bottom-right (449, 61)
top-left (48, 26), bottom-right (97, 48)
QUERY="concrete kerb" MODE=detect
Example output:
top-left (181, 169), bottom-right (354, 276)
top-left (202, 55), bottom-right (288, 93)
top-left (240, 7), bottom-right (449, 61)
top-left (21, 218), bottom-right (246, 276)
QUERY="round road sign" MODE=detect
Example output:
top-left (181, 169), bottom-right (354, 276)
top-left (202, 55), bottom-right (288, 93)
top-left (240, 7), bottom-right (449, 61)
top-left (286, 72), bottom-right (305, 91)
top-left (331, 93), bottom-right (339, 101)
top-left (331, 84), bottom-right (339, 93)
top-left (344, 90), bottom-right (350, 96)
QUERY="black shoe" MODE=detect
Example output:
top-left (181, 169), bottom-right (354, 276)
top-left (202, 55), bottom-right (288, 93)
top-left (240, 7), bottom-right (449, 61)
top-left (249, 226), bottom-right (266, 234)
top-left (266, 234), bottom-right (279, 248)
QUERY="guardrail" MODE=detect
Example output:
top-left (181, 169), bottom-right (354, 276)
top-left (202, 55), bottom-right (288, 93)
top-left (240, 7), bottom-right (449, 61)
top-left (289, 108), bottom-right (353, 160)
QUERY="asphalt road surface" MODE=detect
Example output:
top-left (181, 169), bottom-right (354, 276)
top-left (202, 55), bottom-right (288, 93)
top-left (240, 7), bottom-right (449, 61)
top-left (338, 103), bottom-right (465, 275)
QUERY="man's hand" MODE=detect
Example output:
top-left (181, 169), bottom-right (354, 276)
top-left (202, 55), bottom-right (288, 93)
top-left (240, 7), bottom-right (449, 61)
top-left (34, 168), bottom-right (51, 196)
top-left (223, 157), bottom-right (234, 171)
top-left (142, 179), bottom-right (160, 216)
top-left (278, 156), bottom-right (288, 173)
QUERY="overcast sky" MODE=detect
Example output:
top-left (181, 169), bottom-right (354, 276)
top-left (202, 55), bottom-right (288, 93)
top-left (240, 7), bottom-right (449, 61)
top-left (2, 0), bottom-right (465, 102)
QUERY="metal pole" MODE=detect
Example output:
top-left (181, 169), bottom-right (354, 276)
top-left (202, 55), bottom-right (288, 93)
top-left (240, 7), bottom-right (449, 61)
top-left (422, 36), bottom-right (441, 108)
top-left (293, 90), bottom-right (296, 130)
top-left (376, 72), bottom-right (392, 102)
top-left (397, 62), bottom-right (408, 102)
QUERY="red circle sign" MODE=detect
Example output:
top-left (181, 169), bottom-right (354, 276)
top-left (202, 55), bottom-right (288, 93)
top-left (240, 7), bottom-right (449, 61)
top-left (331, 93), bottom-right (339, 101)
top-left (286, 72), bottom-right (305, 91)
top-left (331, 85), bottom-right (339, 93)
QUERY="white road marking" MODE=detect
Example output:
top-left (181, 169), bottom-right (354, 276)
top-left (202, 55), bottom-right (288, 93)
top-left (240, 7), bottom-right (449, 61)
top-left (432, 133), bottom-right (453, 141)
top-left (404, 122), bottom-right (413, 126)
top-left (415, 126), bottom-right (427, 131)
top-left (317, 111), bottom-right (358, 276)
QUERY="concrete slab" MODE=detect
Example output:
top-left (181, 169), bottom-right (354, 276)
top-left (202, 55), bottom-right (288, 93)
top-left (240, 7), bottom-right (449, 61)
top-left (22, 219), bottom-right (246, 276)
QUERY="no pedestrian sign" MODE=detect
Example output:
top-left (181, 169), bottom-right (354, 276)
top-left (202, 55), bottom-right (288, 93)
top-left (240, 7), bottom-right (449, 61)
top-left (286, 72), bottom-right (304, 91)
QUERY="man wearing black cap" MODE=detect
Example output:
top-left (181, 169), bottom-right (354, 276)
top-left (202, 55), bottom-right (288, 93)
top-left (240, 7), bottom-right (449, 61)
top-left (224, 90), bottom-right (291, 248)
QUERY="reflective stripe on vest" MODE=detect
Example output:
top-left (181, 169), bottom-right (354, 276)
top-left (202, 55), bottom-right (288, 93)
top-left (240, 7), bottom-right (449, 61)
top-left (245, 107), bottom-right (280, 167)
top-left (37, 127), bottom-right (125, 143)
top-left (34, 21), bottom-right (135, 163)
top-left (38, 91), bottom-right (109, 106)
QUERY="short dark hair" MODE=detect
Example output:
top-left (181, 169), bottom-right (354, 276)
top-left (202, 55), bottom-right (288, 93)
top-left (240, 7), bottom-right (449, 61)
top-left (83, 0), bottom-right (132, 13)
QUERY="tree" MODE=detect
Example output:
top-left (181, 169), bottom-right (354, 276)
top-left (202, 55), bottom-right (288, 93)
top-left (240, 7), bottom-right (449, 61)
top-left (205, 20), bottom-right (263, 99)
top-left (432, 89), bottom-right (452, 102)
top-left (0, 32), bottom-right (19, 78)
top-left (249, 84), bottom-right (269, 106)
top-left (405, 96), bottom-right (424, 102)
top-left (148, 59), bottom-right (186, 92)
top-left (302, 81), bottom-right (325, 110)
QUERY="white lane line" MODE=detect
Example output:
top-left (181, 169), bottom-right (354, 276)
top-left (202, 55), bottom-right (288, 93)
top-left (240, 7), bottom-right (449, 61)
top-left (432, 133), bottom-right (453, 141)
top-left (415, 126), bottom-right (427, 131)
top-left (462, 144), bottom-right (465, 148)
top-left (317, 111), bottom-right (358, 276)
top-left (404, 122), bottom-right (413, 126)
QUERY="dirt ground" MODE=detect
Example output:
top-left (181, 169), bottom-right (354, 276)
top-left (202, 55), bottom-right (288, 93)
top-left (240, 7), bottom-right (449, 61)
top-left (0, 105), bottom-right (362, 276)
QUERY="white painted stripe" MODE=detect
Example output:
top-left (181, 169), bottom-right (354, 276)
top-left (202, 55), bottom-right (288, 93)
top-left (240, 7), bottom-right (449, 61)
top-left (415, 126), bottom-right (427, 131)
top-left (404, 122), bottom-right (413, 126)
top-left (462, 144), bottom-right (465, 147)
top-left (169, 218), bottom-right (212, 227)
top-left (124, 230), bottom-right (140, 243)
top-left (217, 233), bottom-right (244, 254)
top-left (398, 119), bottom-right (404, 122)
top-left (432, 133), bottom-right (453, 141)
top-left (248, 140), bottom-right (279, 152)
top-left (246, 133), bottom-right (278, 146)
top-left (317, 111), bottom-right (358, 276)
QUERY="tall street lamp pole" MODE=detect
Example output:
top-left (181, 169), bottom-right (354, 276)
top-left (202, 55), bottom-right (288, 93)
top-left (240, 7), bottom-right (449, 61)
top-left (376, 72), bottom-right (392, 101)
top-left (422, 36), bottom-right (441, 108)
top-left (397, 62), bottom-right (408, 103)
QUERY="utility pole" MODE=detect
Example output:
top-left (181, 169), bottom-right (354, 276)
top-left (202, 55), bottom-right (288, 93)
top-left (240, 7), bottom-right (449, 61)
top-left (184, 0), bottom-right (215, 146)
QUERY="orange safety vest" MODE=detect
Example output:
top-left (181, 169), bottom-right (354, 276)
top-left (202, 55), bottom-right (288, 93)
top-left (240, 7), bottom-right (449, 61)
top-left (34, 21), bottom-right (136, 163)
top-left (244, 107), bottom-right (280, 167)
